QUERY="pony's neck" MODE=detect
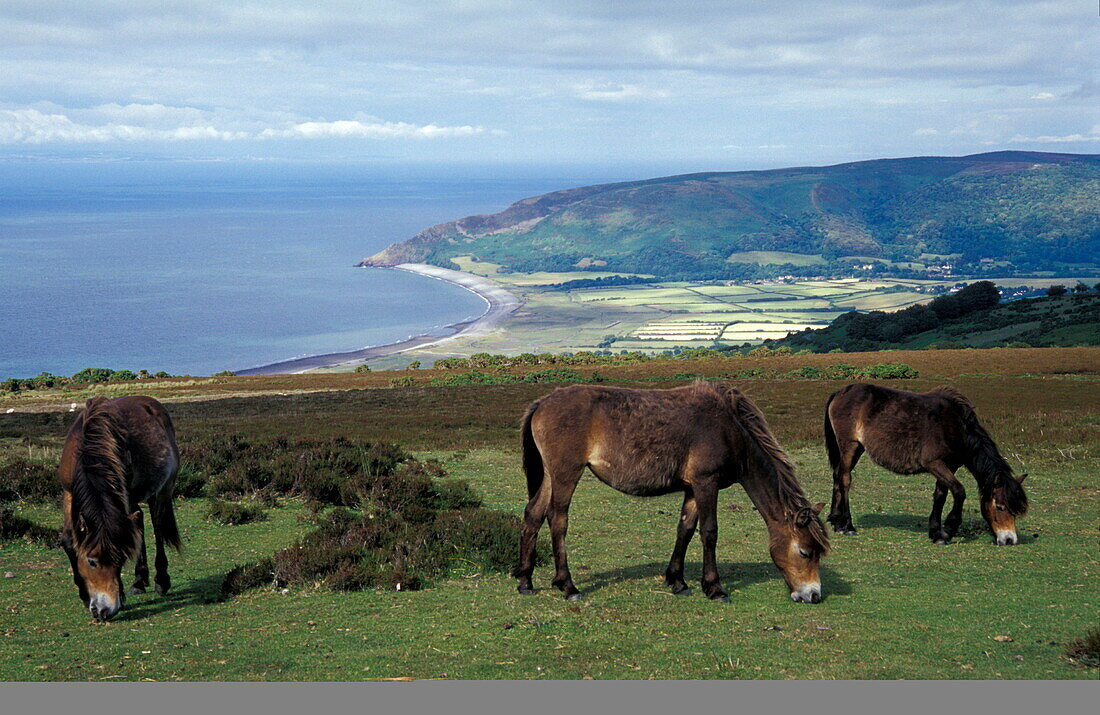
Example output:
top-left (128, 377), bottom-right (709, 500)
top-left (737, 466), bottom-right (790, 530)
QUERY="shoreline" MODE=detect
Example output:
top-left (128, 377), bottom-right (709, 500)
top-left (235, 264), bottom-right (520, 375)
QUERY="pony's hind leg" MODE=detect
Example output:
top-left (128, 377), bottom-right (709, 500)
top-left (148, 494), bottom-right (172, 596)
top-left (129, 507), bottom-right (149, 595)
top-left (514, 481), bottom-right (551, 595)
top-left (664, 490), bottom-right (698, 596)
top-left (827, 442), bottom-right (862, 535)
top-left (546, 463), bottom-right (584, 600)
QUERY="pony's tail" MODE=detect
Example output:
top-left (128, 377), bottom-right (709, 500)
top-left (824, 391), bottom-right (841, 475)
top-left (520, 400), bottom-right (545, 500)
top-left (156, 495), bottom-right (184, 552)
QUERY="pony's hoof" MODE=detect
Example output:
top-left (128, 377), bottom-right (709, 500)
top-left (128, 585), bottom-right (147, 596)
top-left (154, 584), bottom-right (169, 596)
top-left (672, 586), bottom-right (692, 597)
top-left (711, 595), bottom-right (731, 604)
top-left (565, 593), bottom-right (584, 602)
top-left (840, 529), bottom-right (857, 536)
top-left (933, 538), bottom-right (949, 546)
top-left (517, 586), bottom-right (535, 596)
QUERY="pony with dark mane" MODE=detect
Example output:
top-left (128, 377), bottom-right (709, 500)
top-left (514, 381), bottom-right (829, 604)
top-left (58, 396), bottom-right (182, 621)
top-left (824, 383), bottom-right (1028, 545)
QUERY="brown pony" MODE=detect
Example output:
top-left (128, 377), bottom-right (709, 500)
top-left (59, 396), bottom-right (182, 621)
top-left (824, 383), bottom-right (1028, 545)
top-left (514, 381), bottom-right (829, 604)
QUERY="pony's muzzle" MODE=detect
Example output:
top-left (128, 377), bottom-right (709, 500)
top-left (790, 584), bottom-right (822, 604)
top-left (995, 530), bottom-right (1018, 546)
top-left (89, 594), bottom-right (121, 621)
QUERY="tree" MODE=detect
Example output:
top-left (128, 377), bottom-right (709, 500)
top-left (1046, 284), bottom-right (1067, 297)
top-left (354, 364), bottom-right (372, 373)
top-left (1072, 282), bottom-right (1089, 293)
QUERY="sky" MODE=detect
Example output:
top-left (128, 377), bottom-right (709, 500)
top-left (1, 1), bottom-right (1097, 174)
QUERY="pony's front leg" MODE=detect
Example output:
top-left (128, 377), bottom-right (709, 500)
top-left (664, 490), bottom-right (698, 596)
top-left (943, 478), bottom-right (966, 541)
top-left (129, 507), bottom-right (149, 595)
top-left (928, 481), bottom-right (950, 543)
top-left (695, 481), bottom-right (729, 602)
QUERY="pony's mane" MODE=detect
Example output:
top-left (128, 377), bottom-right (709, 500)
top-left (705, 381), bottom-right (830, 553)
top-left (931, 386), bottom-right (1028, 516)
top-left (70, 397), bottom-right (138, 565)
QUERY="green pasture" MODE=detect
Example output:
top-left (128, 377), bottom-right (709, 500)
top-left (1, 368), bottom-right (1097, 680)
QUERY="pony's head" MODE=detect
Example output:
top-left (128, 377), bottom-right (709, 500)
top-left (980, 472), bottom-right (1028, 545)
top-left (61, 512), bottom-right (139, 621)
top-left (769, 502), bottom-right (829, 603)
top-left (62, 398), bottom-right (139, 621)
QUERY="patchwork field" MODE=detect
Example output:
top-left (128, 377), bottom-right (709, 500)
top-left (1, 348), bottom-right (1097, 680)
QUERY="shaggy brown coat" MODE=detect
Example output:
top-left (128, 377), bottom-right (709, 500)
top-left (824, 383), bottom-right (1028, 544)
top-left (514, 381), bottom-right (828, 604)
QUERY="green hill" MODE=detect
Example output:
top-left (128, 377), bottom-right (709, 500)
top-left (766, 283), bottom-right (1100, 352)
top-left (361, 151), bottom-right (1100, 279)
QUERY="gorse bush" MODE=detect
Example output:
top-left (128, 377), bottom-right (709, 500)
top-left (1, 367), bottom-right (178, 392)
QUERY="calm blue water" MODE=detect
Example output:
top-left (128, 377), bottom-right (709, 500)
top-left (0, 161), bottom-right (606, 378)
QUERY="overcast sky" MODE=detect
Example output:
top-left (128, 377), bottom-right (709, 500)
top-left (1, 1), bottom-right (1097, 172)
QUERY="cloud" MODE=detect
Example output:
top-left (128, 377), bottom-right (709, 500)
top-left (0, 108), bottom-right (248, 143)
top-left (0, 106), bottom-right (488, 144)
top-left (1030, 92), bottom-right (1055, 100)
top-left (1009, 129), bottom-right (1100, 144)
top-left (913, 128), bottom-right (939, 136)
top-left (573, 82), bottom-right (669, 102)
top-left (261, 120), bottom-right (485, 139)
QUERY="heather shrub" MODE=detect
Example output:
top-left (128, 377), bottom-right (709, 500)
top-left (0, 457), bottom-right (60, 503)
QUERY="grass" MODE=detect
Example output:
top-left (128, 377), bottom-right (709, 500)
top-left (0, 347), bottom-right (1097, 680)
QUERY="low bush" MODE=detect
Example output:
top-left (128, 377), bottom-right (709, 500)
top-left (856, 363), bottom-right (919, 379)
top-left (209, 439), bottom-right (543, 596)
top-left (1065, 627), bottom-right (1100, 669)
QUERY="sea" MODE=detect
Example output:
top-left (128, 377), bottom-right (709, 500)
top-left (0, 160), bottom-right (613, 379)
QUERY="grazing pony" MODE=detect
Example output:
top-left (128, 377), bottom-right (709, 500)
top-left (514, 381), bottom-right (829, 604)
top-left (58, 396), bottom-right (182, 621)
top-left (824, 383), bottom-right (1028, 545)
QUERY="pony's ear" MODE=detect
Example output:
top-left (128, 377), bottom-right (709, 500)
top-left (1015, 473), bottom-right (1027, 483)
top-left (811, 502), bottom-right (825, 515)
top-left (129, 511), bottom-right (141, 523)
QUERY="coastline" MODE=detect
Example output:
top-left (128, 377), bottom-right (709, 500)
top-left (235, 264), bottom-right (521, 375)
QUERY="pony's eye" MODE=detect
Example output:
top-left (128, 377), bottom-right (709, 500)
top-left (798, 548), bottom-right (811, 559)
top-left (86, 558), bottom-right (98, 568)
top-left (995, 504), bottom-right (1006, 512)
